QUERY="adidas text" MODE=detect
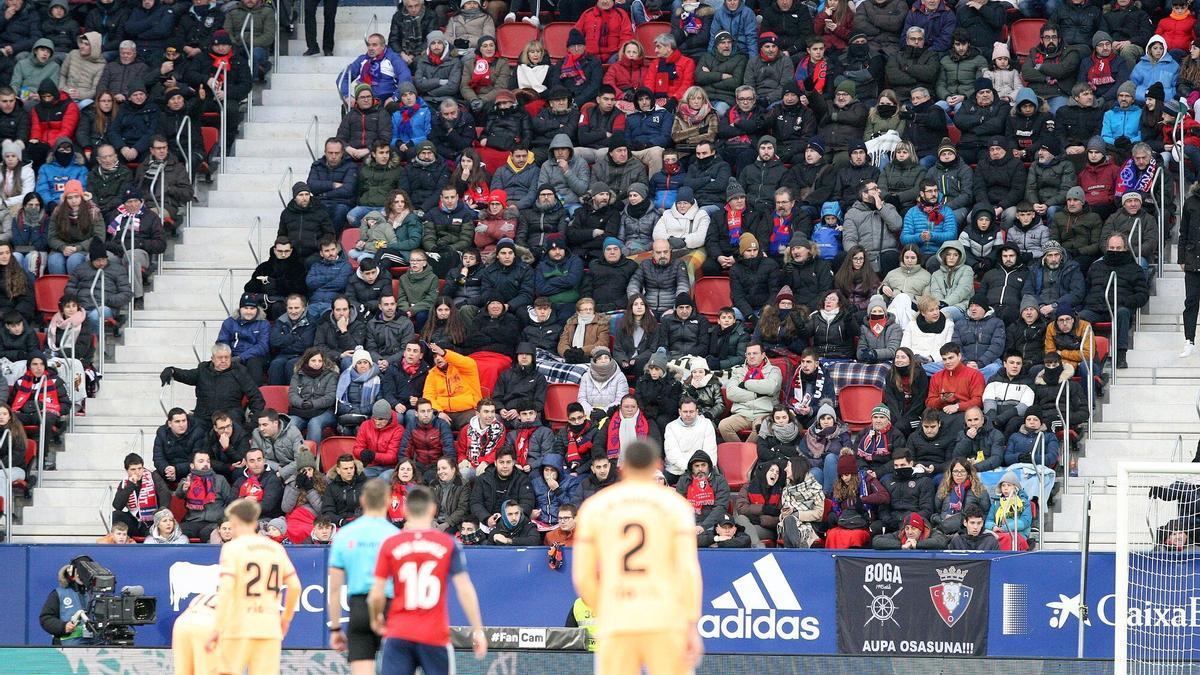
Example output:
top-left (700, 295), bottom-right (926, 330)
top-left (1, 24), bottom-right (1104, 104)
top-left (698, 608), bottom-right (821, 640)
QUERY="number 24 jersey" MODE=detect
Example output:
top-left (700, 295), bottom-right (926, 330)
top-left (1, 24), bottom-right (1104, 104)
top-left (374, 529), bottom-right (467, 646)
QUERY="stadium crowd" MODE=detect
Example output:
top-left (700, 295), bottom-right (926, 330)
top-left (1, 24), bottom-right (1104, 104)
top-left (0, 0), bottom-right (1188, 552)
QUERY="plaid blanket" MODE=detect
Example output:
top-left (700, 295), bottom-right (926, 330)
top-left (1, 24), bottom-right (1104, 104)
top-left (536, 348), bottom-right (588, 384)
top-left (821, 359), bottom-right (891, 391)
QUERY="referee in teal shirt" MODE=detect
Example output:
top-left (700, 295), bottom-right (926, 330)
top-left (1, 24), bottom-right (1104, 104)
top-left (328, 478), bottom-right (399, 673)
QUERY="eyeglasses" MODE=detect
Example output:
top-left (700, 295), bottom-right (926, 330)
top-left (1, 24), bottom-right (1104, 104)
top-left (736, 96), bottom-right (755, 102)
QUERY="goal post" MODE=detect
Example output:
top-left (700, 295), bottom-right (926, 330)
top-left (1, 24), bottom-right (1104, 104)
top-left (1116, 461), bottom-right (1200, 675)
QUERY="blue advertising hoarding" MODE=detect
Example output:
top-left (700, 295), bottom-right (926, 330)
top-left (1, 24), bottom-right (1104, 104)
top-left (2, 544), bottom-right (1191, 657)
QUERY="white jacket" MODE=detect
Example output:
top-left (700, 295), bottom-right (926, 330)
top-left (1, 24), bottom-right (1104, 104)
top-left (577, 371), bottom-right (630, 415)
top-left (663, 416), bottom-right (717, 477)
top-left (900, 317), bottom-right (955, 363)
top-left (652, 202), bottom-right (710, 250)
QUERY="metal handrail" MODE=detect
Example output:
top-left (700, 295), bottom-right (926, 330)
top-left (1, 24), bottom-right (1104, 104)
top-left (1195, 386), bottom-right (1200, 422)
top-left (2, 429), bottom-right (11, 543)
top-left (272, 0), bottom-right (280, 71)
top-left (1129, 214), bottom-right (1143, 267)
top-left (248, 216), bottom-right (263, 265)
top-left (159, 381), bottom-right (173, 416)
top-left (1033, 429), bottom-right (1047, 549)
top-left (1172, 434), bottom-right (1186, 462)
top-left (88, 267), bottom-right (106, 378)
top-left (240, 12), bottom-right (255, 124)
top-left (214, 59), bottom-right (229, 174)
top-left (1055, 377), bottom-right (1071, 492)
top-left (277, 166), bottom-right (294, 207)
top-left (59, 332), bottom-right (77, 435)
top-left (1103, 270), bottom-right (1118, 387)
top-left (191, 321), bottom-right (208, 365)
top-left (100, 484), bottom-right (113, 532)
top-left (217, 269), bottom-right (233, 317)
top-left (35, 374), bottom-right (47, 480)
top-left (335, 66), bottom-right (352, 113)
top-left (174, 114), bottom-right (194, 179)
top-left (304, 115), bottom-right (319, 162)
top-left (1176, 101), bottom-right (1187, 261)
top-left (364, 14), bottom-right (379, 42)
top-left (1154, 168), bottom-right (1164, 276)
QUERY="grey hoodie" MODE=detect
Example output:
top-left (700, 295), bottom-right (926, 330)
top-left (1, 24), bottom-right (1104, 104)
top-left (537, 134), bottom-right (591, 206)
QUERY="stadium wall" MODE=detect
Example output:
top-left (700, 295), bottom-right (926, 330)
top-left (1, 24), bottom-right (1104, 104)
top-left (0, 545), bottom-right (1168, 658)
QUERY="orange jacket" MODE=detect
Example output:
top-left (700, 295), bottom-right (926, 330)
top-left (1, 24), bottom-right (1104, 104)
top-left (422, 349), bottom-right (482, 414)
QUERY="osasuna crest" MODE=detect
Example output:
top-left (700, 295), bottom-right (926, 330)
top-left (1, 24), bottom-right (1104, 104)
top-left (929, 565), bottom-right (974, 628)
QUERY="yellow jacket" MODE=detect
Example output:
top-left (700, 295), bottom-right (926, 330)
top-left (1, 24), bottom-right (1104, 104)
top-left (422, 349), bottom-right (481, 414)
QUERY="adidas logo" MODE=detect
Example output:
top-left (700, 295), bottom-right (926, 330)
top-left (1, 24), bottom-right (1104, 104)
top-left (699, 554), bottom-right (821, 641)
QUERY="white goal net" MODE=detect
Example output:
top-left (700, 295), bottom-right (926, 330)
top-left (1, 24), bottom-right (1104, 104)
top-left (1116, 462), bottom-right (1200, 674)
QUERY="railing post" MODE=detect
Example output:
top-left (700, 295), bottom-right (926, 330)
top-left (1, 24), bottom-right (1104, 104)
top-left (1035, 431), bottom-right (1046, 547)
top-left (35, 374), bottom-right (47, 480)
top-left (242, 13), bottom-right (254, 124)
top-left (1155, 170), bottom-right (1165, 278)
top-left (1056, 378), bottom-right (1071, 490)
top-left (88, 268), bottom-right (106, 378)
top-left (217, 60), bottom-right (228, 175)
top-left (65, 338), bottom-right (76, 434)
top-left (2, 430), bottom-right (11, 543)
top-left (1104, 270), bottom-right (1118, 387)
top-left (277, 166), bottom-right (294, 207)
top-left (248, 216), bottom-right (263, 265)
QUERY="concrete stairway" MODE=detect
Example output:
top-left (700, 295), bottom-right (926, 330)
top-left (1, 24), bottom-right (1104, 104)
top-left (9, 7), bottom-right (385, 542)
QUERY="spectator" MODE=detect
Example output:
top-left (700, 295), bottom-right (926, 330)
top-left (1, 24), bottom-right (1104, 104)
top-left (877, 448), bottom-right (933, 533)
top-left (973, 137), bottom-right (1026, 225)
top-left (858, 294), bottom-right (902, 364)
top-left (345, 256), bottom-right (392, 318)
top-left (660, 292), bottom-right (710, 359)
top-left (232, 447), bottom-right (284, 519)
top-left (162, 342), bottom-right (265, 426)
top-left (925, 341), bottom-right (985, 436)
top-left (460, 35), bottom-right (508, 112)
top-left (421, 298), bottom-right (470, 352)
top-left (634, 348), bottom-right (683, 430)
top-left (57, 33), bottom-right (104, 104)
top-left (780, 234), bottom-right (834, 309)
top-left (430, 457), bottom-right (470, 532)
top-left (719, 342), bottom-right (782, 441)
top-left (802, 402), bottom-right (852, 493)
top-left (133, 136), bottom-right (193, 223)
top-left (174, 449), bottom-right (234, 540)
top-left (276, 182), bottom-right (334, 262)
top-left (941, 451), bottom-right (997, 530)
top-left (47, 180), bottom-right (102, 276)
top-left (306, 237), bottom-right (352, 317)
top-left (1004, 411), bottom-right (1060, 469)
top-left (202, 410), bottom-right (252, 481)
top-left (13, 42), bottom-right (60, 104)
top-left (37, 138), bottom-right (87, 212)
top-left (774, 458), bottom-right (825, 548)
top-left (339, 34), bottom-right (410, 110)
top-left (96, 42), bottom-right (149, 103)
top-left (985, 470), bottom-right (1031, 550)
top-left (982, 352), bottom-right (1035, 436)
top-left (488, 499), bottom-right (540, 545)
top-left (851, 405), bottom-right (905, 476)
top-left (843, 180), bottom-right (902, 275)
top-left (1008, 301), bottom-right (1050, 371)
top-left (901, 180), bottom-right (957, 259)
top-left (953, 293), bottom-right (1006, 379)
top-left (144, 508), bottom-right (188, 544)
top-left (946, 504), bottom-right (999, 550)
top-left (883, 347), bottom-right (928, 434)
top-left (112, 452), bottom-right (172, 537)
top-left (887, 27), bottom-right (940, 100)
top-left (729, 235), bottom-right (779, 321)
top-left (410, 32), bottom-right (460, 108)
top-left (644, 34), bottom-right (695, 106)
top-left (353, 400), bottom-right (403, 478)
top-left (621, 181), bottom-right (661, 257)
top-left (428, 100), bottom-right (476, 165)
top-left (306, 138), bottom-right (358, 229)
top-left (872, 510), bottom-right (947, 549)
top-left (1101, 0), bottom-right (1154, 67)
top-left (400, 398), bottom-right (454, 479)
top-left (334, 348), bottom-right (381, 432)
top-left (578, 451), bottom-right (618, 502)
top-left (97, 521), bottom-right (131, 544)
top-left (423, 343), bottom-right (482, 428)
top-left (507, 400), bottom-right (555, 472)
top-left (1021, 24), bottom-right (1080, 113)
top-left (1030, 350), bottom-right (1089, 433)
top-left (213, 294), bottom-right (269, 384)
top-left (675, 449), bottom-right (729, 534)
top-left (575, 346), bottom-right (627, 417)
top-left (470, 447), bottom-right (534, 523)
top-left (251, 408), bottom-right (304, 472)
top-left (825, 453), bottom-right (889, 548)
top-left (928, 240), bottom-right (972, 322)
top-left (323, 454), bottom-right (367, 526)
top-left (1080, 233), bottom-right (1148, 369)
top-left (663, 396), bottom-right (717, 483)
top-left (805, 288), bottom-right (859, 360)
top-left (901, 294), bottom-right (955, 367)
top-left (627, 240), bottom-right (690, 316)
top-left (153, 407), bottom-right (203, 484)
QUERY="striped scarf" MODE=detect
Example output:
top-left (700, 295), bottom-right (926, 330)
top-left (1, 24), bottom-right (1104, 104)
top-left (725, 204), bottom-right (743, 244)
top-left (770, 212), bottom-right (791, 255)
top-left (126, 472), bottom-right (159, 523)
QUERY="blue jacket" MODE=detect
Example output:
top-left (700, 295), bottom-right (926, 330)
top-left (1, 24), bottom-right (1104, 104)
top-left (122, 0), bottom-right (176, 49)
top-left (1003, 426), bottom-right (1060, 468)
top-left (390, 101), bottom-right (431, 146)
top-left (708, 2), bottom-right (758, 57)
top-left (531, 451), bottom-right (582, 525)
top-left (1101, 104), bottom-right (1142, 144)
top-left (340, 48), bottom-right (413, 102)
top-left (985, 485), bottom-right (1032, 537)
top-left (1021, 256), bottom-right (1086, 308)
top-left (268, 312), bottom-right (316, 358)
top-left (901, 1), bottom-right (958, 53)
top-left (649, 167), bottom-right (689, 211)
top-left (305, 255), bottom-right (352, 305)
top-left (534, 253), bottom-right (584, 300)
top-left (952, 314), bottom-right (1006, 366)
top-left (1129, 36), bottom-right (1178, 102)
top-left (110, 102), bottom-right (160, 155)
top-left (218, 314), bottom-right (270, 362)
top-left (306, 157), bottom-right (358, 206)
top-left (900, 202), bottom-right (957, 255)
top-left (36, 159), bottom-right (89, 206)
top-left (626, 106), bottom-right (673, 150)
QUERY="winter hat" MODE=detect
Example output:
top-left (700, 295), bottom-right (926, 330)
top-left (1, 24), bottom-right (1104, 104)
top-left (372, 399), bottom-right (392, 420)
top-left (268, 517), bottom-right (288, 535)
top-left (48, 0), bottom-right (67, 10)
top-left (937, 137), bottom-right (956, 156)
top-left (1, 139), bottom-right (22, 160)
top-left (352, 348), bottom-right (372, 365)
top-left (239, 293), bottom-right (257, 308)
top-left (212, 29), bottom-right (232, 46)
top-left (296, 448), bottom-right (318, 471)
top-left (758, 32), bottom-right (779, 47)
top-left (806, 137), bottom-right (825, 154)
top-left (1147, 82), bottom-right (1165, 101)
top-left (587, 180), bottom-right (610, 197)
top-left (1122, 190), bottom-right (1143, 203)
top-left (987, 136), bottom-right (1009, 150)
top-left (1020, 295), bottom-right (1039, 311)
top-left (607, 133), bottom-right (629, 151)
top-left (969, 291), bottom-right (990, 311)
top-left (776, 285), bottom-right (794, 303)
top-left (992, 42), bottom-right (1010, 60)
top-left (1118, 80), bottom-right (1137, 97)
top-left (415, 140), bottom-right (436, 155)
top-left (546, 86), bottom-right (571, 101)
top-left (353, 83), bottom-right (373, 99)
top-left (398, 81), bottom-right (417, 96)
top-left (835, 79), bottom-right (856, 96)
top-left (1086, 136), bottom-right (1106, 153)
top-left (870, 404), bottom-right (891, 420)
top-left (758, 135), bottom-right (778, 148)
top-left (973, 77), bottom-right (994, 94)
top-left (546, 233), bottom-right (567, 251)
top-left (1044, 240), bottom-right (1066, 256)
top-left (902, 512), bottom-right (927, 532)
top-left (738, 232), bottom-right (759, 255)
top-left (64, 179), bottom-right (84, 198)
top-left (121, 187), bottom-right (142, 202)
top-left (628, 182), bottom-right (650, 201)
top-left (477, 35), bottom-right (497, 50)
top-left (602, 236), bottom-right (623, 251)
top-left (89, 237), bottom-right (107, 261)
top-left (427, 30), bottom-right (448, 46)
top-left (647, 351), bottom-right (668, 372)
top-left (713, 30), bottom-right (733, 44)
top-left (494, 89), bottom-right (517, 104)
top-left (515, 341), bottom-right (535, 356)
top-left (848, 139), bottom-right (867, 154)
top-left (788, 233), bottom-right (812, 248)
top-left (591, 345), bottom-right (612, 361)
top-left (292, 181), bottom-right (312, 196)
top-left (495, 237), bottom-right (517, 254)
top-left (782, 80), bottom-right (802, 98)
top-left (675, 186), bottom-right (695, 204)
top-left (1066, 186), bottom-right (1086, 202)
top-left (837, 454), bottom-right (858, 477)
top-left (567, 28), bottom-right (586, 47)
top-left (675, 292), bottom-right (694, 308)
top-left (32, 38), bottom-right (54, 54)
top-left (487, 189), bottom-right (509, 207)
top-left (867, 294), bottom-right (887, 314)
top-left (363, 210), bottom-right (385, 224)
top-left (726, 180), bottom-right (746, 201)
top-left (816, 401), bottom-right (837, 421)
top-left (1055, 301), bottom-right (1075, 318)
top-left (1166, 100), bottom-right (1182, 116)
top-left (999, 470), bottom-right (1020, 489)
top-left (1035, 137), bottom-right (1061, 155)
top-left (1092, 31), bottom-right (1113, 47)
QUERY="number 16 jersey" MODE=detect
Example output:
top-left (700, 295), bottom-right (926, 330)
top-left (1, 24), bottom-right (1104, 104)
top-left (374, 529), bottom-right (466, 646)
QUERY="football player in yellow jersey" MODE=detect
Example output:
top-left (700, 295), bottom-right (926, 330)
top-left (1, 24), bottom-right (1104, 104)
top-left (572, 441), bottom-right (704, 675)
top-left (206, 498), bottom-right (303, 675)
top-left (173, 592), bottom-right (219, 675)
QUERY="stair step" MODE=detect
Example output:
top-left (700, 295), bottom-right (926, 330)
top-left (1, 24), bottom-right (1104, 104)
top-left (186, 206), bottom-right (281, 227)
top-left (221, 156), bottom-right (314, 176)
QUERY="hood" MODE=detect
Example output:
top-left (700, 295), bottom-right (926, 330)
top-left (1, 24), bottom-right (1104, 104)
top-left (549, 133), bottom-right (574, 152)
top-left (937, 240), bottom-right (965, 266)
top-left (1014, 87), bottom-right (1038, 110)
top-left (538, 451), bottom-right (567, 477)
top-left (80, 32), bottom-right (104, 63)
top-left (819, 201), bottom-right (842, 221)
top-left (968, 208), bottom-right (995, 231)
top-left (32, 38), bottom-right (54, 53)
top-left (688, 449), bottom-right (714, 473)
top-left (1145, 35), bottom-right (1170, 62)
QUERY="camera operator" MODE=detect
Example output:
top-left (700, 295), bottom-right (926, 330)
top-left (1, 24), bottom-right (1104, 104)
top-left (112, 452), bottom-right (172, 538)
top-left (39, 556), bottom-right (97, 645)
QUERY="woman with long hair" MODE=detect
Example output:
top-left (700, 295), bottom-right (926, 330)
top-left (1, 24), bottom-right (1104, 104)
top-left (755, 404), bottom-right (803, 468)
top-left (883, 346), bottom-right (929, 435)
top-left (879, 243), bottom-right (930, 327)
top-left (613, 294), bottom-right (661, 373)
top-left (824, 453), bottom-right (888, 549)
top-left (452, 149), bottom-right (490, 210)
top-left (11, 192), bottom-right (48, 276)
top-left (75, 90), bottom-right (119, 151)
top-left (0, 140), bottom-right (33, 214)
top-left (0, 241), bottom-right (32, 323)
top-left (421, 296), bottom-right (469, 350)
top-left (281, 450), bottom-right (327, 542)
top-left (0, 402), bottom-right (28, 485)
top-left (46, 180), bottom-right (103, 275)
top-left (736, 458), bottom-right (787, 543)
top-left (515, 40), bottom-right (550, 97)
top-left (813, 0), bottom-right (855, 52)
top-left (604, 40), bottom-right (649, 105)
top-left (864, 89), bottom-right (905, 149)
top-left (833, 245), bottom-right (881, 318)
top-left (431, 457), bottom-right (471, 533)
top-left (377, 189), bottom-right (425, 267)
top-left (778, 457), bottom-right (827, 548)
top-left (143, 508), bottom-right (188, 544)
top-left (933, 457), bottom-right (992, 533)
top-left (751, 287), bottom-right (806, 357)
top-left (386, 458), bottom-right (424, 526)
top-left (46, 293), bottom-right (95, 404)
top-left (805, 289), bottom-right (858, 360)
top-left (288, 347), bottom-right (339, 444)
top-left (671, 86), bottom-right (718, 155)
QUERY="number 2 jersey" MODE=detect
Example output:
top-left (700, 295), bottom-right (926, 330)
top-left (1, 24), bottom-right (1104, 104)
top-left (216, 535), bottom-right (299, 641)
top-left (374, 529), bottom-right (467, 646)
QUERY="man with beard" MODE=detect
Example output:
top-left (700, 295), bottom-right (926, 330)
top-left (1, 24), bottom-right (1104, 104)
top-left (1022, 240), bottom-right (1087, 320)
top-left (581, 238), bottom-right (637, 313)
top-left (86, 144), bottom-right (133, 221)
top-left (979, 244), bottom-right (1030, 324)
top-left (843, 180), bottom-right (902, 275)
top-left (174, 449), bottom-right (234, 540)
top-left (832, 141), bottom-right (880, 211)
top-left (1051, 189), bottom-right (1104, 271)
top-left (517, 186), bottom-right (569, 262)
top-left (739, 136), bottom-right (786, 206)
top-left (955, 80), bottom-right (1010, 165)
top-left (745, 33), bottom-right (796, 114)
top-left (566, 183), bottom-right (621, 262)
top-left (1078, 32), bottom-right (1131, 104)
top-left (578, 452), bottom-right (617, 502)
top-left (885, 27), bottom-right (939, 100)
top-left (695, 31), bottom-right (746, 113)
top-left (1079, 233), bottom-right (1149, 368)
top-left (681, 140), bottom-right (732, 212)
top-left (1020, 24), bottom-right (1080, 113)
top-left (840, 32), bottom-right (885, 103)
top-left (276, 182), bottom-right (334, 262)
top-left (1056, 85), bottom-right (1105, 161)
top-left (900, 86), bottom-right (948, 165)
top-left (628, 242), bottom-right (690, 317)
top-left (973, 137), bottom-right (1027, 224)
top-left (399, 141), bottom-right (450, 213)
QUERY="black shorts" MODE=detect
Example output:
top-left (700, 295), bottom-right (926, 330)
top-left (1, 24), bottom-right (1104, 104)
top-left (347, 594), bottom-right (384, 662)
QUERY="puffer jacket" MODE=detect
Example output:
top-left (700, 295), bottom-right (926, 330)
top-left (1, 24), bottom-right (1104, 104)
top-left (926, 157), bottom-right (975, 214)
top-left (1025, 156), bottom-right (1078, 206)
top-left (730, 256), bottom-right (780, 319)
top-left (305, 255), bottom-right (352, 306)
top-left (337, 103), bottom-right (391, 151)
top-left (481, 103), bottom-right (532, 152)
top-left (1051, 206), bottom-right (1103, 258)
top-left (65, 256), bottom-right (133, 311)
top-left (842, 200), bottom-right (902, 270)
top-left (355, 153), bottom-right (404, 207)
top-left (654, 201), bottom-right (710, 251)
top-left (123, 0), bottom-right (176, 51)
top-left (937, 47), bottom-right (988, 100)
top-left (953, 313), bottom-right (1006, 366)
top-left (1100, 207), bottom-right (1159, 263)
top-left (805, 307), bottom-right (858, 360)
top-left (928, 241), bottom-right (974, 312)
top-left (364, 314), bottom-right (416, 363)
top-left (1130, 35), bottom-right (1179, 101)
top-left (1006, 218), bottom-right (1051, 261)
top-left (1021, 42), bottom-right (1082, 100)
top-left (536, 138), bottom-right (591, 207)
top-left (478, 260), bottom-right (535, 308)
top-left (858, 311), bottom-right (903, 361)
top-left (422, 200), bottom-right (475, 251)
top-left (217, 309), bottom-right (270, 362)
top-left (307, 157), bottom-right (358, 207)
top-left (277, 197), bottom-right (335, 259)
top-left (973, 151), bottom-right (1027, 209)
top-left (744, 53), bottom-right (794, 107)
top-left (857, 0), bottom-right (908, 53)
top-left (289, 365), bottom-right (338, 418)
top-left (878, 156), bottom-right (925, 213)
top-left (627, 258), bottom-right (689, 315)
top-left (57, 32), bottom-right (105, 102)
top-left (695, 49), bottom-right (747, 106)
top-left (413, 50), bottom-right (463, 104)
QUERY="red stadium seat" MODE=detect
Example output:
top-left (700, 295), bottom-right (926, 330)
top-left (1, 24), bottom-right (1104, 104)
top-left (1010, 18), bottom-right (1046, 61)
top-left (545, 383), bottom-right (579, 429)
top-left (693, 276), bottom-right (731, 321)
top-left (947, 124), bottom-right (961, 146)
top-left (838, 384), bottom-right (884, 431)
top-left (717, 442), bottom-right (756, 491)
top-left (497, 22), bottom-right (539, 61)
top-left (543, 22), bottom-right (574, 60)
top-left (259, 385), bottom-right (290, 414)
top-left (1094, 335), bottom-right (1110, 365)
top-left (35, 275), bottom-right (69, 322)
top-left (341, 229), bottom-right (360, 268)
top-left (320, 436), bottom-right (357, 472)
top-left (635, 22), bottom-right (671, 52)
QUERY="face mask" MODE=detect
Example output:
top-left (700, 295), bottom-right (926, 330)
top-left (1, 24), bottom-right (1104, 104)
top-left (894, 363), bottom-right (911, 375)
top-left (876, 103), bottom-right (897, 118)
top-left (23, 205), bottom-right (40, 220)
top-left (54, 149), bottom-right (73, 165)
top-left (568, 421), bottom-right (586, 433)
top-left (895, 467), bottom-right (914, 480)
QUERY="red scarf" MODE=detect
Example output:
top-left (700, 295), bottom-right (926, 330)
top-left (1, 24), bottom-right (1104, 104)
top-left (402, 359), bottom-right (420, 376)
top-left (770, 212), bottom-right (791, 255)
top-left (469, 56), bottom-right (496, 91)
top-left (686, 474), bottom-right (716, 514)
top-left (605, 411), bottom-right (649, 459)
top-left (725, 205), bottom-right (743, 244)
top-left (564, 423), bottom-right (594, 465)
top-left (428, 49), bottom-right (444, 66)
top-left (726, 108), bottom-right (753, 145)
top-left (185, 472), bottom-right (218, 511)
top-left (920, 199), bottom-right (945, 226)
top-left (513, 427), bottom-right (537, 466)
top-left (1086, 53), bottom-right (1117, 87)
top-left (744, 363), bottom-right (765, 381)
top-left (559, 52), bottom-right (586, 85)
top-left (868, 316), bottom-right (887, 337)
top-left (238, 472), bottom-right (264, 502)
top-left (126, 472), bottom-right (159, 523)
top-left (208, 51), bottom-right (233, 88)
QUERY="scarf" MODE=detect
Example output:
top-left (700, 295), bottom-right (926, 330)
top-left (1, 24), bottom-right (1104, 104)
top-left (605, 411), bottom-right (648, 458)
top-left (47, 309), bottom-right (85, 354)
top-left (401, 359), bottom-right (420, 376)
top-left (947, 479), bottom-right (970, 514)
top-left (512, 426), bottom-right (538, 466)
top-left (1118, 155), bottom-right (1159, 195)
top-left (208, 51), bottom-right (232, 89)
top-left (994, 493), bottom-right (1025, 524)
top-left (559, 51), bottom-right (586, 85)
top-left (11, 373), bottom-right (62, 415)
top-left (726, 108), bottom-right (752, 145)
top-left (915, 312), bottom-right (947, 335)
top-left (677, 101), bottom-right (710, 125)
top-left (107, 203), bottom-right (143, 237)
top-left (427, 47), bottom-right (443, 66)
top-left (301, 363), bottom-right (324, 378)
top-left (588, 357), bottom-right (619, 384)
top-left (760, 44), bottom-right (778, 63)
top-left (126, 472), bottom-right (159, 522)
top-left (185, 470), bottom-right (218, 510)
top-left (1086, 52), bottom-right (1118, 87)
top-left (238, 471), bottom-right (265, 501)
top-left (819, 308), bottom-right (838, 323)
top-left (744, 362), bottom-right (765, 381)
top-left (803, 423), bottom-right (840, 459)
top-left (565, 421), bottom-right (594, 465)
top-left (770, 211), bottom-right (792, 255)
top-left (388, 482), bottom-right (411, 522)
top-left (802, 56), bottom-right (828, 93)
top-left (724, 204), bottom-right (743, 243)
top-left (919, 198), bottom-right (945, 226)
top-left (572, 314), bottom-right (594, 348)
top-left (772, 421), bottom-right (799, 442)
top-left (680, 10), bottom-right (702, 34)
top-left (867, 316), bottom-right (887, 337)
top-left (469, 55), bottom-right (496, 91)
top-left (856, 425), bottom-right (893, 463)
top-left (394, 102), bottom-right (420, 136)
top-left (685, 473), bottom-right (716, 513)
top-left (465, 416), bottom-right (504, 464)
top-left (625, 197), bottom-right (651, 219)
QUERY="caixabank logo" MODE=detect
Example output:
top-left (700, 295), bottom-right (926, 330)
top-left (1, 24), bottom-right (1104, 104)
top-left (699, 553), bottom-right (822, 642)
